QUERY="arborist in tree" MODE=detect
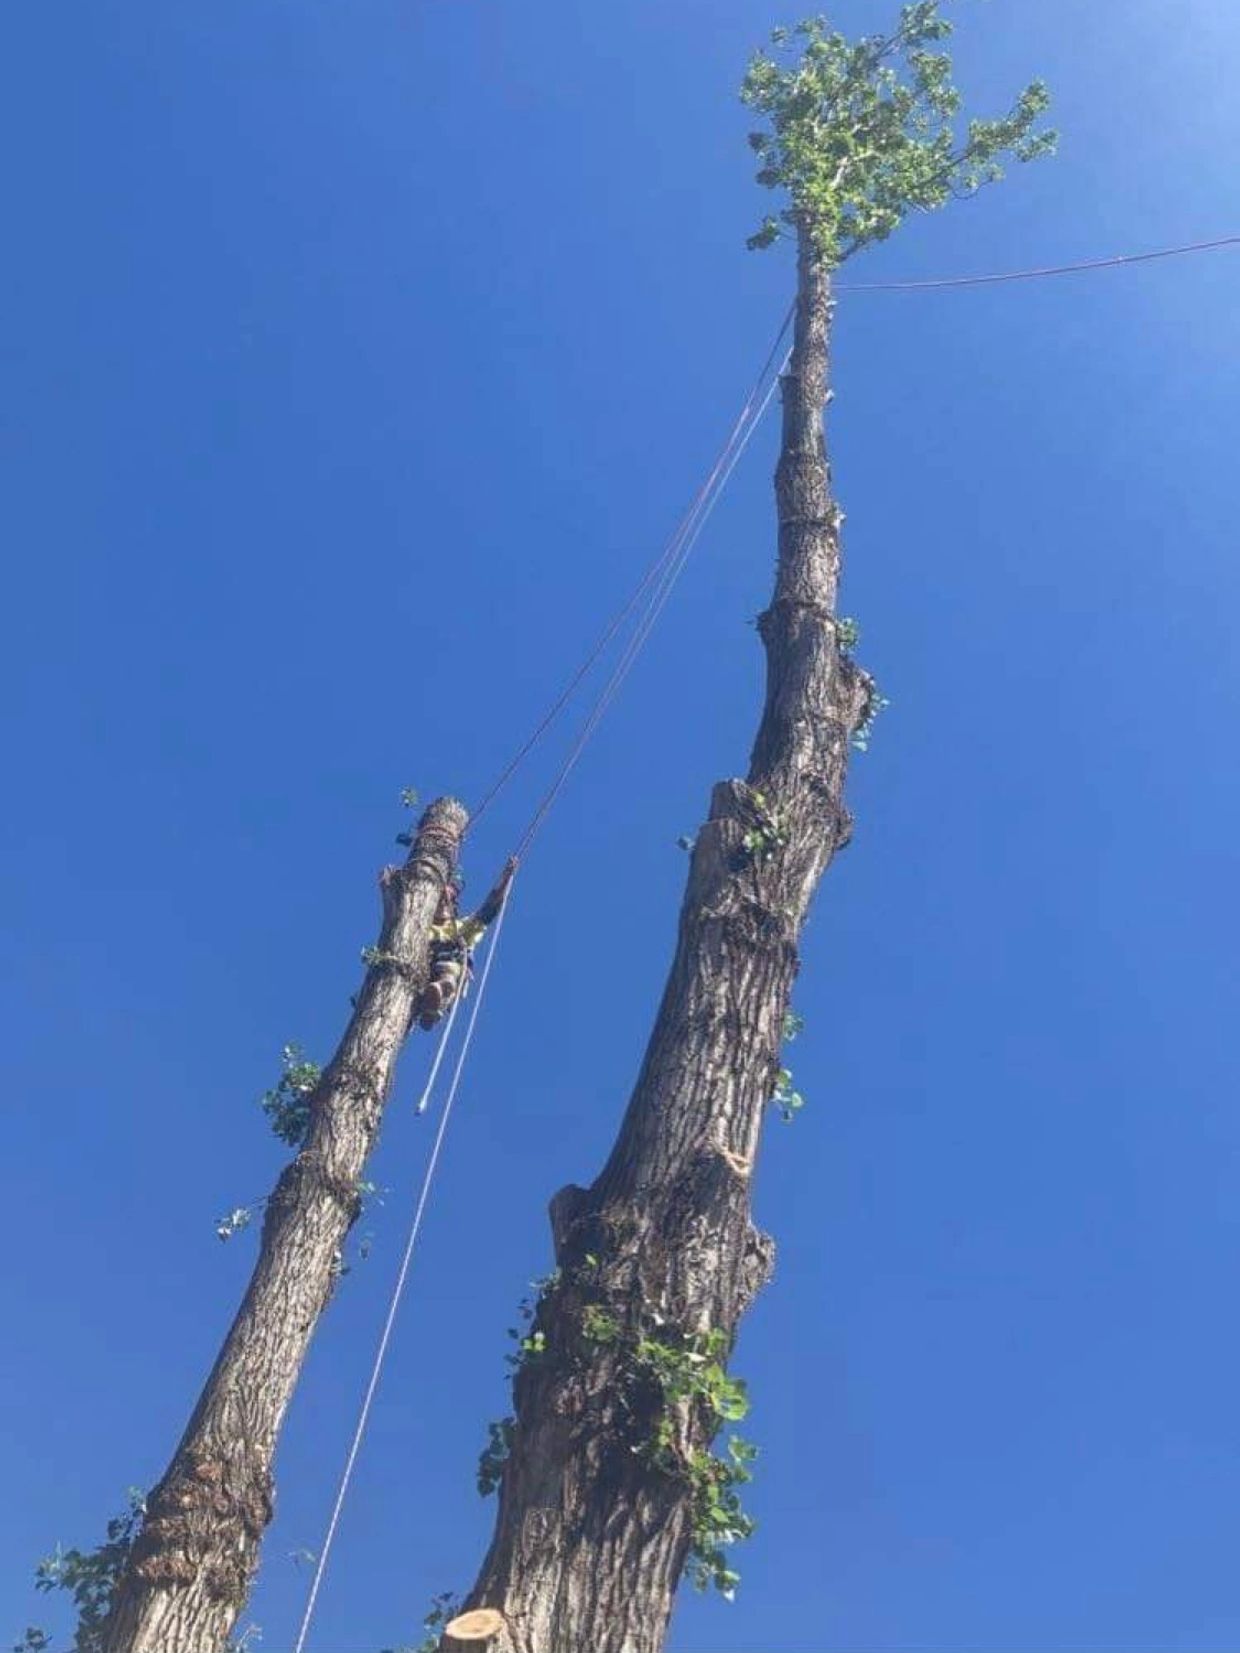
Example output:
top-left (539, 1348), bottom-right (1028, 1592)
top-left (416, 855), bottom-right (518, 1030)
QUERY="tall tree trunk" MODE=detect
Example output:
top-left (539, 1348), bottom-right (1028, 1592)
top-left (101, 796), bottom-right (468, 1653)
top-left (449, 227), bottom-right (871, 1653)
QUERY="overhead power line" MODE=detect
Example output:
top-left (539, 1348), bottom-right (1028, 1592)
top-left (836, 232), bottom-right (1240, 293)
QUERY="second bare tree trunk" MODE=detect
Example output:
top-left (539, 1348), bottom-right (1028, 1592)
top-left (101, 796), bottom-right (468, 1653)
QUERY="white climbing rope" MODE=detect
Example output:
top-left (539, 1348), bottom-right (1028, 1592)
top-left (291, 878), bottom-right (517, 1653)
top-left (413, 963), bottom-right (467, 1117)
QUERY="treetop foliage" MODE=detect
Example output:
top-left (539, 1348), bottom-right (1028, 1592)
top-left (741, 2), bottom-right (1056, 263)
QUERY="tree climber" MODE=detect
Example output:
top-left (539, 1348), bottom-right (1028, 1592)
top-left (416, 855), bottom-right (517, 1030)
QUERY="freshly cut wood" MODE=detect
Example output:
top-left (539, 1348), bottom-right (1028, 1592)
top-left (718, 1147), bottom-right (753, 1179)
top-left (444, 1607), bottom-right (506, 1643)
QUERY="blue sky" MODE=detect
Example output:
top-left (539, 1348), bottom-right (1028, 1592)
top-left (3, 1), bottom-right (1239, 1649)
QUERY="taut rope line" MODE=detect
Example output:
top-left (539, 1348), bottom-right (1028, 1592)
top-left (513, 353), bottom-right (790, 861)
top-left (469, 303), bottom-right (794, 832)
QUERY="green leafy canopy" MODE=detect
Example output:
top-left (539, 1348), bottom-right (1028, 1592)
top-left (740, 2), bottom-right (1056, 262)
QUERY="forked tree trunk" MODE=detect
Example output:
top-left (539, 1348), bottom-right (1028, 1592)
top-left (449, 226), bottom-right (870, 1653)
top-left (101, 797), bottom-right (468, 1653)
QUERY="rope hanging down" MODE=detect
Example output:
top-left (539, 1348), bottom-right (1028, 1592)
top-left (412, 958), bottom-right (468, 1117)
top-left (292, 879), bottom-right (516, 1653)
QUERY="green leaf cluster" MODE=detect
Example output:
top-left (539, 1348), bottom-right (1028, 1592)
top-left (770, 1065), bottom-right (806, 1123)
top-left (215, 1205), bottom-right (255, 1243)
top-left (11, 1630), bottom-right (50, 1652)
top-left (14, 1501), bottom-right (267, 1653)
top-left (394, 785), bottom-right (421, 847)
top-left (738, 787), bottom-right (788, 863)
top-left (477, 1417), bottom-right (515, 1497)
top-left (476, 1272), bottom-right (563, 1496)
top-left (504, 1328), bottom-right (546, 1369)
top-left (629, 1327), bottom-right (757, 1598)
top-left (17, 1490), bottom-right (146, 1653)
top-left (634, 1327), bottom-right (750, 1429)
top-left (682, 1436), bottom-right (759, 1600)
top-left (503, 1270), bottom-right (560, 1372)
top-left (836, 615), bottom-right (861, 651)
top-left (480, 1284), bottom-right (759, 1595)
top-left (741, 4), bottom-right (1056, 262)
top-left (259, 1043), bottom-right (321, 1148)
top-left (852, 683), bottom-right (891, 753)
top-left (581, 1303), bottom-right (621, 1345)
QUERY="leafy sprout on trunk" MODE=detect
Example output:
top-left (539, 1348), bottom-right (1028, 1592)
top-left (15, 1490), bottom-right (147, 1653)
top-left (741, 3), bottom-right (1056, 262)
top-left (259, 1044), bottom-right (321, 1147)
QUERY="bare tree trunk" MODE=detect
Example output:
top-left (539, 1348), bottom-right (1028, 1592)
top-left (450, 227), bottom-right (870, 1653)
top-left (101, 797), bottom-right (468, 1653)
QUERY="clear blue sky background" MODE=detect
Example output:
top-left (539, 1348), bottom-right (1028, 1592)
top-left (3, 2), bottom-right (1238, 1649)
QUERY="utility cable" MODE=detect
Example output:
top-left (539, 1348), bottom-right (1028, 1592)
top-left (836, 232), bottom-right (1240, 293)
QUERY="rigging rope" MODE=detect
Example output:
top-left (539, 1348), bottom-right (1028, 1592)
top-left (469, 302), bottom-right (794, 833)
top-left (513, 352), bottom-right (789, 860)
top-left (291, 879), bottom-right (516, 1653)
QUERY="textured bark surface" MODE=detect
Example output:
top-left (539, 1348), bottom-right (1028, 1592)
top-left (451, 228), bottom-right (871, 1653)
top-left (101, 797), bottom-right (468, 1653)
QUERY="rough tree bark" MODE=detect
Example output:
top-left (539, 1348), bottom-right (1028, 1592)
top-left (101, 796), bottom-right (468, 1653)
top-left (447, 225), bottom-right (871, 1653)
